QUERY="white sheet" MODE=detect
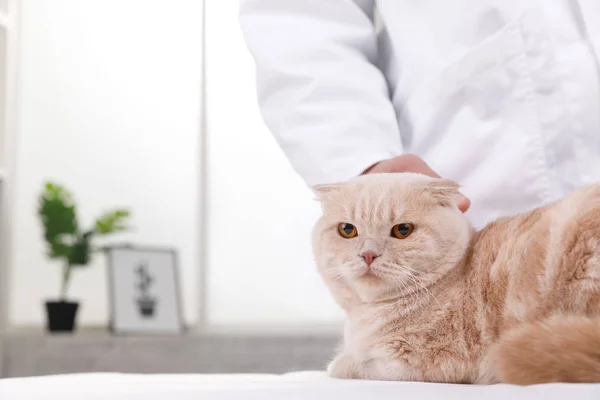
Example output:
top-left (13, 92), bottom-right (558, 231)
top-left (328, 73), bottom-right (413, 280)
top-left (1, 371), bottom-right (599, 400)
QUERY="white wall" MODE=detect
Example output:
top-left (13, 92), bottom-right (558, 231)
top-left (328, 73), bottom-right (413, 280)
top-left (205, 2), bottom-right (343, 329)
top-left (11, 0), bottom-right (344, 330)
top-left (10, 0), bottom-right (203, 326)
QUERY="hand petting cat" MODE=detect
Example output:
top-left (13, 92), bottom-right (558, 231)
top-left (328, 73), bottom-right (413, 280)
top-left (363, 154), bottom-right (471, 213)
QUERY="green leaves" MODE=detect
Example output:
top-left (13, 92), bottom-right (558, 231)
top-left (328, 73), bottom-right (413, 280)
top-left (38, 181), bottom-right (132, 298)
top-left (69, 233), bottom-right (92, 266)
top-left (38, 182), bottom-right (78, 260)
top-left (95, 209), bottom-right (130, 234)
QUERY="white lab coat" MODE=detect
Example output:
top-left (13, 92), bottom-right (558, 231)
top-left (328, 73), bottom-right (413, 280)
top-left (239, 1), bottom-right (600, 228)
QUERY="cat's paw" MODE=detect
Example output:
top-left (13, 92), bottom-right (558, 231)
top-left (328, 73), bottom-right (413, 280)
top-left (327, 354), bottom-right (359, 379)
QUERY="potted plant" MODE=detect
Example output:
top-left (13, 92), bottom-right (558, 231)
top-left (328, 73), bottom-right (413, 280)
top-left (38, 182), bottom-right (131, 332)
top-left (134, 262), bottom-right (157, 318)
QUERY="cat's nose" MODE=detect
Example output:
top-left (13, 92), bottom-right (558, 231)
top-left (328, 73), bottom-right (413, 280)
top-left (360, 251), bottom-right (379, 266)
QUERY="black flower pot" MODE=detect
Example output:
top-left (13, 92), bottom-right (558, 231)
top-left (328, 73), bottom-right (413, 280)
top-left (136, 297), bottom-right (157, 318)
top-left (45, 301), bottom-right (79, 333)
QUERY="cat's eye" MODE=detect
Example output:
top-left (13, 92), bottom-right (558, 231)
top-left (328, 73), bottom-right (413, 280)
top-left (391, 223), bottom-right (414, 239)
top-left (338, 223), bottom-right (358, 239)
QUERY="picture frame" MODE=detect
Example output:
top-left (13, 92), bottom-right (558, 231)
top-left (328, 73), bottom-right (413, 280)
top-left (106, 244), bottom-right (184, 335)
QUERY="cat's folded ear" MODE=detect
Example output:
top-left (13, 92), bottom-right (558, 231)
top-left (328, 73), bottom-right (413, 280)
top-left (423, 178), bottom-right (461, 207)
top-left (311, 183), bottom-right (343, 202)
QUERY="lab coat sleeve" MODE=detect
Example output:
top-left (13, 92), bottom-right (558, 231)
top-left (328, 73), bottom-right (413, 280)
top-left (239, 0), bottom-right (403, 186)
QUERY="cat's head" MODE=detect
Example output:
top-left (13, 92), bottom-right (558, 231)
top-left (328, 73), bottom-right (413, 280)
top-left (312, 173), bottom-right (472, 306)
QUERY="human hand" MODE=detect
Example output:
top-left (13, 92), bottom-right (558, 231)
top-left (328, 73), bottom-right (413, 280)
top-left (363, 154), bottom-right (471, 213)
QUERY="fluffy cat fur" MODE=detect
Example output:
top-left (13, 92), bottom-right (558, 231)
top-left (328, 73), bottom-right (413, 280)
top-left (312, 172), bottom-right (600, 385)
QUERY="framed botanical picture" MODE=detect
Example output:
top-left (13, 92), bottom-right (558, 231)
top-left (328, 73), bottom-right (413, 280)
top-left (106, 245), bottom-right (184, 335)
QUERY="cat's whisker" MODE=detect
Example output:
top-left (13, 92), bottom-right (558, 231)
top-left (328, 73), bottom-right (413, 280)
top-left (394, 274), bottom-right (425, 320)
top-left (323, 267), bottom-right (346, 281)
top-left (378, 264), bottom-right (427, 307)
top-left (388, 274), bottom-right (413, 304)
top-left (388, 266), bottom-right (440, 311)
top-left (409, 273), bottom-right (443, 311)
top-left (399, 271), bottom-right (425, 306)
top-left (375, 262), bottom-right (437, 286)
top-left (397, 265), bottom-right (436, 283)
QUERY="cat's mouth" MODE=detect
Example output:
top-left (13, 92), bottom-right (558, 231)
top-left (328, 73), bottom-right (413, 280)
top-left (356, 266), bottom-right (383, 280)
top-left (358, 272), bottom-right (384, 286)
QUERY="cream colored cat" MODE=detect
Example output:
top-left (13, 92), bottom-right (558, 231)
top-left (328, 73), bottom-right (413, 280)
top-left (312, 172), bottom-right (600, 385)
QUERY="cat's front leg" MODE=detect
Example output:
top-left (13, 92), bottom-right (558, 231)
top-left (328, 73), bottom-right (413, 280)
top-left (327, 353), bottom-right (361, 379)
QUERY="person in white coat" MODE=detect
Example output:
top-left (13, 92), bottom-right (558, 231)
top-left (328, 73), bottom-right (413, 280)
top-left (240, 1), bottom-right (600, 228)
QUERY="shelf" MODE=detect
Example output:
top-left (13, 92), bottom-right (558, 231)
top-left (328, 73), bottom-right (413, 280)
top-left (1, 333), bottom-right (337, 377)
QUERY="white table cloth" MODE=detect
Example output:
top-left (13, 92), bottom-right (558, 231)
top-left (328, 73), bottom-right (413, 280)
top-left (1, 371), bottom-right (600, 399)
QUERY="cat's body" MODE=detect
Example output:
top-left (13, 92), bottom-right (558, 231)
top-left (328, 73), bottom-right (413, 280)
top-left (312, 173), bottom-right (600, 385)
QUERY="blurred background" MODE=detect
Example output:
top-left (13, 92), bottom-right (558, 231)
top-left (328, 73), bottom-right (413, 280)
top-left (0, 0), bottom-right (343, 377)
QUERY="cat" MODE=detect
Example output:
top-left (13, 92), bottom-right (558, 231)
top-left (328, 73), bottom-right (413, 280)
top-left (312, 172), bottom-right (600, 385)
